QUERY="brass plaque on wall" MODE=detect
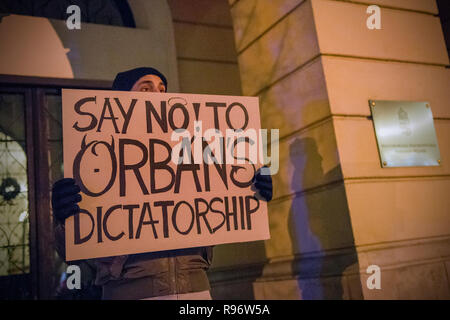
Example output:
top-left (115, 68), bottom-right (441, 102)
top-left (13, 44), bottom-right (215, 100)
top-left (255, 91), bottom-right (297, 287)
top-left (369, 100), bottom-right (441, 168)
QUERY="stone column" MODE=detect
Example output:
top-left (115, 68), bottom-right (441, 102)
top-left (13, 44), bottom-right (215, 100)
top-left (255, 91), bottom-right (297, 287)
top-left (209, 0), bottom-right (450, 299)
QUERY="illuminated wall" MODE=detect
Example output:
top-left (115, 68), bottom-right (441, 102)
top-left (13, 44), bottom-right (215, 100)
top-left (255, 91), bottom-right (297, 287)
top-left (207, 0), bottom-right (450, 299)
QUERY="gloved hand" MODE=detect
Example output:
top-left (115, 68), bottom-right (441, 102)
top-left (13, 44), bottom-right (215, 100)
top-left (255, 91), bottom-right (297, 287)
top-left (52, 178), bottom-right (82, 224)
top-left (253, 167), bottom-right (273, 201)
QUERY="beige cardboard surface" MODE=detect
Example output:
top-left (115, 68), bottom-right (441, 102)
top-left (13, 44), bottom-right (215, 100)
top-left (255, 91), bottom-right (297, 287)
top-left (62, 89), bottom-right (270, 261)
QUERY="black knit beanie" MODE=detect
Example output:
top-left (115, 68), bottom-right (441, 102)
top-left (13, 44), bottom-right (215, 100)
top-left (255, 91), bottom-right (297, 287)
top-left (112, 67), bottom-right (168, 92)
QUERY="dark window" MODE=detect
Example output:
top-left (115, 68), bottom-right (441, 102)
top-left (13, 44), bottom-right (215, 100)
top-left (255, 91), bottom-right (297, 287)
top-left (436, 0), bottom-right (450, 62)
top-left (0, 0), bottom-right (135, 28)
top-left (0, 79), bottom-right (108, 299)
top-left (0, 92), bottom-right (30, 278)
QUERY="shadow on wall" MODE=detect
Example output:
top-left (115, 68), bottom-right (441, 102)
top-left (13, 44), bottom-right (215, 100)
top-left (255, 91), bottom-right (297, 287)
top-left (287, 137), bottom-right (363, 299)
top-left (208, 202), bottom-right (268, 299)
top-left (209, 243), bottom-right (267, 300)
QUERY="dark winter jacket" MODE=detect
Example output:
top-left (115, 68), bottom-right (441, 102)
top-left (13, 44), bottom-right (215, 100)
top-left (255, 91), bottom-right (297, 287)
top-left (54, 223), bottom-right (212, 299)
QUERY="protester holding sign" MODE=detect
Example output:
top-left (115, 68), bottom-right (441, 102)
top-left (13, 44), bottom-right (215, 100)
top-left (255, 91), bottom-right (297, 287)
top-left (52, 67), bottom-right (273, 300)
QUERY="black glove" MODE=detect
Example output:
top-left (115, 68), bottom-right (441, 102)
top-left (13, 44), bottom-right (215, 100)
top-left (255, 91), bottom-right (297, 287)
top-left (253, 167), bottom-right (273, 201)
top-left (52, 178), bottom-right (82, 224)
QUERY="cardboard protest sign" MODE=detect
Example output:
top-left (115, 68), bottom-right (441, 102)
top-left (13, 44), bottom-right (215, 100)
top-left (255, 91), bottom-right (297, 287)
top-left (62, 89), bottom-right (270, 261)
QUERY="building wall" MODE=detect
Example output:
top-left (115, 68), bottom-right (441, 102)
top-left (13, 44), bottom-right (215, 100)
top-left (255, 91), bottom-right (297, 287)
top-left (206, 0), bottom-right (450, 299)
top-left (167, 0), bottom-right (242, 95)
top-left (314, 0), bottom-right (450, 300)
top-left (209, 0), bottom-right (360, 300)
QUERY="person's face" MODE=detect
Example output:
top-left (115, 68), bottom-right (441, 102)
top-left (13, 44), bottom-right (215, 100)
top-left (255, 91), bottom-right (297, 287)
top-left (131, 74), bottom-right (166, 92)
